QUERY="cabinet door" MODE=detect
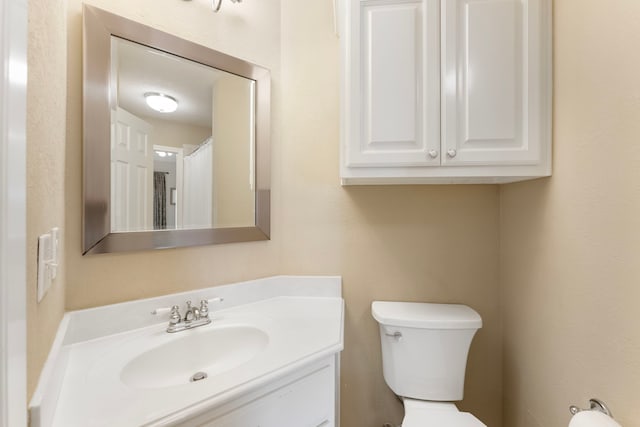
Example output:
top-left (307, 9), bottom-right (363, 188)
top-left (199, 364), bottom-right (335, 427)
top-left (344, 0), bottom-right (440, 167)
top-left (442, 0), bottom-right (548, 166)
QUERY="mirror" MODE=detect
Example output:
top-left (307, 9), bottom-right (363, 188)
top-left (83, 5), bottom-right (270, 254)
top-left (111, 37), bottom-right (257, 232)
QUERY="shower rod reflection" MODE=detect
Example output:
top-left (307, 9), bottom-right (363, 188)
top-left (182, 0), bottom-right (242, 13)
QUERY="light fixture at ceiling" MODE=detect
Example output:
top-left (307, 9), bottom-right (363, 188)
top-left (144, 92), bottom-right (178, 113)
top-left (155, 151), bottom-right (175, 158)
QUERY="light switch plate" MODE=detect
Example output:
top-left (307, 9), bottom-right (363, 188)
top-left (50, 227), bottom-right (59, 279)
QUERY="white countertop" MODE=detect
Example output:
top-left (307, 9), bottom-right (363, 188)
top-left (30, 276), bottom-right (344, 427)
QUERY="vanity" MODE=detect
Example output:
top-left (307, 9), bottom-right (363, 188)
top-left (29, 276), bottom-right (344, 427)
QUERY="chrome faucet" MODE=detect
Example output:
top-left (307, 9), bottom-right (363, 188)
top-left (183, 301), bottom-right (200, 323)
top-left (152, 297), bottom-right (223, 333)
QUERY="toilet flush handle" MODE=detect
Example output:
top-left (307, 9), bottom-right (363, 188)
top-left (385, 331), bottom-right (402, 340)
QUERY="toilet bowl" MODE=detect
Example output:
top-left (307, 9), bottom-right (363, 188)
top-left (401, 399), bottom-right (486, 427)
top-left (372, 301), bottom-right (486, 426)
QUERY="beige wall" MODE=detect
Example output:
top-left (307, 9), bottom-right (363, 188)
top-left (500, 1), bottom-right (640, 426)
top-left (27, 0), bottom-right (504, 425)
top-left (213, 75), bottom-right (255, 228)
top-left (143, 116), bottom-right (210, 151)
top-left (26, 0), bottom-right (67, 398)
top-left (279, 1), bottom-right (502, 425)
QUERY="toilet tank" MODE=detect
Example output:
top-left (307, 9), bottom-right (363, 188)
top-left (372, 301), bottom-right (482, 402)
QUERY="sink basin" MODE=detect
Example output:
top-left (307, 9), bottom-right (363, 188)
top-left (120, 325), bottom-right (269, 389)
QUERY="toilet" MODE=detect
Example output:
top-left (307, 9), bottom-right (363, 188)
top-left (372, 301), bottom-right (486, 427)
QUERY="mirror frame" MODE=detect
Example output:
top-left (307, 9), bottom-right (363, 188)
top-left (82, 5), bottom-right (270, 255)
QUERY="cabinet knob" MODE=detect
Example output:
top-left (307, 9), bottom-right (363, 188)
top-left (446, 149), bottom-right (457, 158)
top-left (428, 150), bottom-right (438, 159)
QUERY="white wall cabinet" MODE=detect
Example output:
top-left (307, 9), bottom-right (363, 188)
top-left (340, 0), bottom-right (552, 184)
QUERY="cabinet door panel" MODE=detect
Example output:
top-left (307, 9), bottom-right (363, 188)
top-left (369, 6), bottom-right (419, 145)
top-left (346, 0), bottom-right (439, 167)
top-left (442, 0), bottom-right (544, 166)
top-left (200, 364), bottom-right (334, 427)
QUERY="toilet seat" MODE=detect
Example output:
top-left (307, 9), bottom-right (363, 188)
top-left (401, 399), bottom-right (486, 427)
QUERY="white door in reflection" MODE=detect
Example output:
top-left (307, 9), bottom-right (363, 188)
top-left (110, 107), bottom-right (153, 232)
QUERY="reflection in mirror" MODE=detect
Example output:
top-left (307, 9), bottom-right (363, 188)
top-left (153, 146), bottom-right (182, 230)
top-left (110, 37), bottom-right (256, 233)
top-left (82, 5), bottom-right (270, 254)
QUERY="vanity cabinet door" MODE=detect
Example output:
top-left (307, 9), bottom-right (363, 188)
top-left (342, 0), bottom-right (440, 168)
top-left (192, 361), bottom-right (336, 427)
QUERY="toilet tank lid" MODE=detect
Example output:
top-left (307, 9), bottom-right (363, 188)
top-left (371, 301), bottom-right (482, 329)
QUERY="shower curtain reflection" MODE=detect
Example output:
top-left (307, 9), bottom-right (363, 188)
top-left (153, 172), bottom-right (167, 229)
top-left (183, 138), bottom-right (213, 229)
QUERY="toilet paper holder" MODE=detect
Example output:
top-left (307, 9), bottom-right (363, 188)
top-left (569, 398), bottom-right (613, 418)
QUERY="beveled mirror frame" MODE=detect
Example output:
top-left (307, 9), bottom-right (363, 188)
top-left (82, 5), bottom-right (270, 255)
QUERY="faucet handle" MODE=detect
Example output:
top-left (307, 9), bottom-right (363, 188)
top-left (199, 297), bottom-right (223, 319)
top-left (199, 300), bottom-right (209, 319)
top-left (169, 305), bottom-right (181, 326)
top-left (151, 305), bottom-right (178, 317)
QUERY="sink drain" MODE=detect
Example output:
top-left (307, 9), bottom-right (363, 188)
top-left (190, 371), bottom-right (208, 382)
